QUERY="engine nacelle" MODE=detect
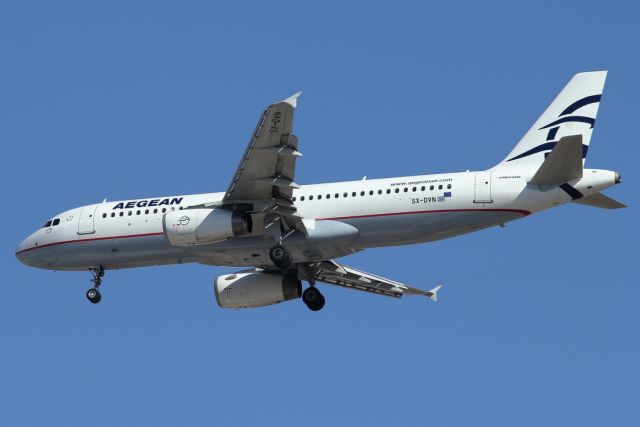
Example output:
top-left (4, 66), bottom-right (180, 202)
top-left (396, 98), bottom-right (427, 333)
top-left (214, 270), bottom-right (302, 309)
top-left (163, 208), bottom-right (252, 246)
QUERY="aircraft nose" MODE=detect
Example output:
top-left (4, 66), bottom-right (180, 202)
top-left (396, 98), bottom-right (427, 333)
top-left (15, 234), bottom-right (45, 268)
top-left (15, 237), bottom-right (31, 265)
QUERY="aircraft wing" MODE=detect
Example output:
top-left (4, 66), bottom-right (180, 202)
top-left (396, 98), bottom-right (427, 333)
top-left (222, 93), bottom-right (303, 231)
top-left (309, 261), bottom-right (442, 301)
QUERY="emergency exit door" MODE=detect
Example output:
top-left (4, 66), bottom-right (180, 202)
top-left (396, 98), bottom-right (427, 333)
top-left (78, 204), bottom-right (98, 235)
top-left (474, 172), bottom-right (493, 203)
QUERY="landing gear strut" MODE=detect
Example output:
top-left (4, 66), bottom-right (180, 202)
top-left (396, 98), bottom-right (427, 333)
top-left (269, 244), bottom-right (292, 269)
top-left (302, 286), bottom-right (325, 311)
top-left (86, 266), bottom-right (104, 304)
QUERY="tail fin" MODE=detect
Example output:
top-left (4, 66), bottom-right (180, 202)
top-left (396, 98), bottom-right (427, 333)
top-left (495, 71), bottom-right (607, 168)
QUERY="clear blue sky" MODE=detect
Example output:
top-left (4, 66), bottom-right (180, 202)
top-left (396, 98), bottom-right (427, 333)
top-left (1, 1), bottom-right (637, 426)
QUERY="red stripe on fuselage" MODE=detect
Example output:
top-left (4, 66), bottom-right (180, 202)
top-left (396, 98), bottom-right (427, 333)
top-left (15, 232), bottom-right (165, 255)
top-left (317, 208), bottom-right (531, 221)
top-left (16, 208), bottom-right (530, 255)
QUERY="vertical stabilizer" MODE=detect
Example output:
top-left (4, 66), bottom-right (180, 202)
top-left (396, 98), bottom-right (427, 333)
top-left (495, 71), bottom-right (607, 168)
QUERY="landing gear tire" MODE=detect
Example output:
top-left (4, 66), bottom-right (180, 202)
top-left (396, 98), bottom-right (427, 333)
top-left (87, 266), bottom-right (105, 304)
top-left (269, 244), bottom-right (291, 269)
top-left (302, 286), bottom-right (325, 311)
top-left (86, 288), bottom-right (102, 304)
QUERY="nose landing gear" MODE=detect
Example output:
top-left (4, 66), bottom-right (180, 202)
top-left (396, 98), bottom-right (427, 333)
top-left (86, 266), bottom-right (104, 304)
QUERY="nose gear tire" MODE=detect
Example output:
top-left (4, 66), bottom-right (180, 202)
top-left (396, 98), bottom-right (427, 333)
top-left (86, 288), bottom-right (102, 304)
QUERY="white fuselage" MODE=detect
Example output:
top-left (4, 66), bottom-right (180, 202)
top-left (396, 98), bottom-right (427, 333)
top-left (15, 168), bottom-right (618, 271)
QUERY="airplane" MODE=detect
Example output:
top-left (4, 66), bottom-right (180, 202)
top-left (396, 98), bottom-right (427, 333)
top-left (15, 71), bottom-right (624, 311)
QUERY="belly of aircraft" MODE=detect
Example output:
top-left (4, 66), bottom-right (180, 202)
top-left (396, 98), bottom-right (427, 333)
top-left (345, 209), bottom-right (526, 248)
top-left (38, 209), bottom-right (525, 271)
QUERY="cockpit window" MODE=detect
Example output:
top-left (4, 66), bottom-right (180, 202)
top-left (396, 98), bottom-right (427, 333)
top-left (43, 220), bottom-right (52, 228)
top-left (52, 219), bottom-right (60, 226)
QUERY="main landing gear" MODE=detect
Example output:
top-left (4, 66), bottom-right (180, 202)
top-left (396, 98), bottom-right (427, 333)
top-left (269, 243), bottom-right (292, 269)
top-left (268, 243), bottom-right (325, 311)
top-left (86, 266), bottom-right (104, 304)
top-left (302, 286), bottom-right (325, 311)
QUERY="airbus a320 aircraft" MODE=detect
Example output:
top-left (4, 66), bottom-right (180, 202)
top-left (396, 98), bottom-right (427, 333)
top-left (16, 71), bottom-right (624, 311)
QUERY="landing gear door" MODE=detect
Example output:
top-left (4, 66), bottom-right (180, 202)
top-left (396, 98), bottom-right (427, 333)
top-left (474, 172), bottom-right (493, 203)
top-left (78, 204), bottom-right (98, 235)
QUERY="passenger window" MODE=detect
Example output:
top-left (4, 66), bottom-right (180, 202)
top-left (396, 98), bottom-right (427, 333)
top-left (378, 190), bottom-right (382, 195)
top-left (395, 188), bottom-right (399, 193)
top-left (386, 189), bottom-right (391, 194)
top-left (352, 192), bottom-right (356, 197)
top-left (128, 211), bottom-right (132, 216)
top-left (145, 209), bottom-right (149, 214)
top-left (162, 208), bottom-right (167, 213)
top-left (335, 193), bottom-right (339, 198)
top-left (111, 212), bottom-right (115, 218)
top-left (52, 219), bottom-right (60, 226)
top-left (361, 191), bottom-right (365, 196)
top-left (343, 192), bottom-right (348, 197)
top-left (326, 194), bottom-right (331, 199)
top-left (292, 196), bottom-right (297, 201)
top-left (404, 188), bottom-right (408, 192)
top-left (438, 185), bottom-right (443, 190)
top-left (421, 186), bottom-right (425, 191)
top-left (447, 184), bottom-right (452, 189)
top-left (153, 209), bottom-right (158, 214)
top-left (318, 195), bottom-right (322, 200)
top-left (430, 185), bottom-right (434, 190)
top-left (309, 195), bottom-right (314, 201)
top-left (102, 213), bottom-right (107, 219)
top-left (119, 212), bottom-right (124, 217)
top-left (136, 210), bottom-right (141, 215)
top-left (412, 187), bottom-right (417, 192)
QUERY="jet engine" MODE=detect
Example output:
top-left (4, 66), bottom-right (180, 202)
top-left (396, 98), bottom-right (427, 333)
top-left (163, 208), bottom-right (252, 246)
top-left (214, 270), bottom-right (302, 309)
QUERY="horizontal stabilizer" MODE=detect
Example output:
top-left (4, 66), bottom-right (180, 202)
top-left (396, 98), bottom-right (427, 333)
top-left (529, 135), bottom-right (583, 186)
top-left (573, 192), bottom-right (626, 209)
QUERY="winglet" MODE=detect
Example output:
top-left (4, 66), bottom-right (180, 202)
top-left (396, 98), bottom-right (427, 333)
top-left (426, 285), bottom-right (442, 302)
top-left (280, 91), bottom-right (302, 108)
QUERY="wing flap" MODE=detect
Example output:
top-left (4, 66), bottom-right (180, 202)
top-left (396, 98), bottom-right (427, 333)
top-left (222, 93), bottom-right (306, 235)
top-left (311, 261), bottom-right (441, 301)
top-left (224, 93), bottom-right (302, 203)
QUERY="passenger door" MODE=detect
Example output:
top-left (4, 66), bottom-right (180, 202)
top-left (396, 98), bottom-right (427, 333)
top-left (474, 172), bottom-right (493, 203)
top-left (78, 204), bottom-right (98, 235)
